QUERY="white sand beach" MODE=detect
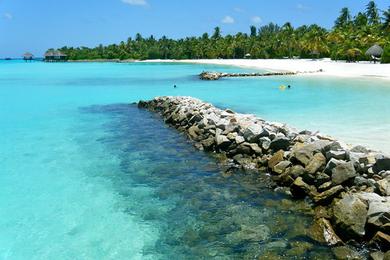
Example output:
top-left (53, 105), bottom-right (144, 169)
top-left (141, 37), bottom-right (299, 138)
top-left (142, 58), bottom-right (390, 80)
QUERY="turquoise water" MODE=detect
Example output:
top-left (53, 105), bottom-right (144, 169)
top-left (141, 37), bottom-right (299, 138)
top-left (0, 60), bottom-right (387, 259)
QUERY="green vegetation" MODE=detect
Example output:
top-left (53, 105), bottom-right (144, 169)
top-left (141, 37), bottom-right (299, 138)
top-left (54, 1), bottom-right (390, 62)
top-left (382, 45), bottom-right (390, 63)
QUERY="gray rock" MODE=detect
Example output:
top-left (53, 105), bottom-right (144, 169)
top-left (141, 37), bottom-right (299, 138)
top-left (351, 145), bottom-right (370, 153)
top-left (291, 145), bottom-right (314, 166)
top-left (369, 231), bottom-right (390, 251)
top-left (314, 172), bottom-right (331, 187)
top-left (367, 200), bottom-right (390, 217)
top-left (268, 150), bottom-right (284, 169)
top-left (235, 135), bottom-right (245, 145)
top-left (332, 246), bottom-right (363, 260)
top-left (290, 177), bottom-right (317, 198)
top-left (309, 217), bottom-right (343, 246)
top-left (289, 165), bottom-right (305, 179)
top-left (259, 137), bottom-right (271, 150)
top-left (246, 143), bottom-right (262, 155)
top-left (333, 194), bottom-right (368, 238)
top-left (331, 161), bottom-right (357, 185)
top-left (318, 181), bottom-right (333, 192)
top-left (313, 185), bottom-right (343, 204)
top-left (273, 161), bottom-right (291, 175)
top-left (326, 150), bottom-right (347, 161)
top-left (377, 177), bottom-right (390, 196)
top-left (324, 158), bottom-right (343, 174)
top-left (243, 124), bottom-right (266, 142)
top-left (200, 137), bottom-right (215, 150)
top-left (188, 125), bottom-right (200, 139)
top-left (373, 158), bottom-right (390, 174)
top-left (354, 176), bottom-right (369, 187)
top-left (305, 153), bottom-right (326, 174)
top-left (215, 133), bottom-right (231, 150)
top-left (370, 251), bottom-right (384, 260)
top-left (269, 136), bottom-right (290, 151)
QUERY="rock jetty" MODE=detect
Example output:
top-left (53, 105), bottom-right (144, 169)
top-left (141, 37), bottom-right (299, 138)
top-left (199, 70), bottom-right (323, 80)
top-left (138, 96), bottom-right (390, 255)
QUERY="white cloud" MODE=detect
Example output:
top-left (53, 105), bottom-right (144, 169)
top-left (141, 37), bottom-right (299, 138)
top-left (221, 16), bottom-right (234, 24)
top-left (297, 3), bottom-right (310, 11)
top-left (3, 13), bottom-right (13, 20)
top-left (233, 7), bottom-right (244, 13)
top-left (251, 16), bottom-right (262, 24)
top-left (122, 0), bottom-right (148, 6)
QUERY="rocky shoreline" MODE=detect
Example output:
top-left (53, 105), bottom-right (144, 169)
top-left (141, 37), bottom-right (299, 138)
top-left (199, 69), bottom-right (323, 80)
top-left (138, 96), bottom-right (390, 258)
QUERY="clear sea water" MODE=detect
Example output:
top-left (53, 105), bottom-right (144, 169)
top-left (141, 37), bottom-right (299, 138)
top-left (1, 60), bottom-right (388, 259)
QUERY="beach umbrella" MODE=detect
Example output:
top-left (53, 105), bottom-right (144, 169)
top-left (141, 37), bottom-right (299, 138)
top-left (365, 44), bottom-right (383, 58)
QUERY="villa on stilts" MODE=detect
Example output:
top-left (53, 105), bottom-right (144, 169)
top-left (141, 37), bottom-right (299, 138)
top-left (23, 52), bottom-right (34, 62)
top-left (44, 50), bottom-right (68, 62)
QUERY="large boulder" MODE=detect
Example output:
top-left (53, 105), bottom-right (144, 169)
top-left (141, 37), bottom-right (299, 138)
top-left (326, 150), bottom-right (347, 161)
top-left (367, 199), bottom-right (390, 232)
top-left (290, 177), bottom-right (317, 198)
top-left (273, 160), bottom-right (291, 175)
top-left (215, 133), bottom-right (231, 150)
top-left (309, 217), bottom-right (343, 246)
top-left (369, 231), bottom-right (390, 251)
top-left (377, 177), bottom-right (390, 196)
top-left (305, 153), bottom-right (327, 174)
top-left (259, 137), bottom-right (271, 150)
top-left (291, 145), bottom-right (314, 166)
top-left (373, 158), bottom-right (390, 174)
top-left (332, 194), bottom-right (368, 239)
top-left (268, 150), bottom-right (284, 169)
top-left (313, 185), bottom-right (344, 204)
top-left (243, 124), bottom-right (267, 142)
top-left (331, 161), bottom-right (357, 185)
top-left (270, 136), bottom-right (291, 151)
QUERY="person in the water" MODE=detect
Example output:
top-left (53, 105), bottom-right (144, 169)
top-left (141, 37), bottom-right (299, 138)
top-left (288, 85), bottom-right (291, 89)
top-left (174, 85), bottom-right (177, 88)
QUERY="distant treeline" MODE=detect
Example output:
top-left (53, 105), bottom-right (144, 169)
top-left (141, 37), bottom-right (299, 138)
top-left (50, 1), bottom-right (390, 63)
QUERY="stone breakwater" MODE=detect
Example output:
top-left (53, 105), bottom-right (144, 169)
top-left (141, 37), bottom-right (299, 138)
top-left (138, 96), bottom-right (390, 256)
top-left (199, 69), bottom-right (323, 80)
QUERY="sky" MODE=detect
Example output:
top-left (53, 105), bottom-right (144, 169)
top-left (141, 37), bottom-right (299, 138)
top-left (0, 0), bottom-right (389, 57)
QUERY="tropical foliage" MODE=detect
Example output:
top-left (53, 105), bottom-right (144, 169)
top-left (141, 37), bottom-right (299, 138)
top-left (53, 1), bottom-right (390, 62)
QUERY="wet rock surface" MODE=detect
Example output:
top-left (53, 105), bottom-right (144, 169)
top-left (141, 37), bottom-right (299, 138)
top-left (138, 96), bottom-right (390, 256)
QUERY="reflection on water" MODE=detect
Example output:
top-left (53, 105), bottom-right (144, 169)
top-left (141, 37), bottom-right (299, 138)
top-left (82, 104), bottom-right (334, 259)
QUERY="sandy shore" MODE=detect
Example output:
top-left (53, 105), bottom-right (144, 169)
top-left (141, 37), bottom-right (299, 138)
top-left (140, 58), bottom-right (390, 80)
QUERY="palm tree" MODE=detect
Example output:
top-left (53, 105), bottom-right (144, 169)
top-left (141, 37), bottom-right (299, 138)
top-left (383, 6), bottom-right (390, 30)
top-left (334, 7), bottom-right (351, 28)
top-left (366, 1), bottom-right (380, 25)
top-left (212, 27), bottom-right (221, 39)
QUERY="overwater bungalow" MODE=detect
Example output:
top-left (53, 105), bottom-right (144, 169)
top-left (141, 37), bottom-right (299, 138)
top-left (44, 50), bottom-right (67, 62)
top-left (23, 52), bottom-right (34, 62)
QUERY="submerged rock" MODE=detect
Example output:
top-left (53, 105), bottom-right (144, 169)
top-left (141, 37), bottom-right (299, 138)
top-left (332, 246), bottom-right (364, 260)
top-left (309, 217), bottom-right (343, 246)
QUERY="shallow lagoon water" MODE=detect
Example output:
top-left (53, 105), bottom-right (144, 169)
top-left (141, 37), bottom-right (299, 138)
top-left (0, 61), bottom-right (388, 258)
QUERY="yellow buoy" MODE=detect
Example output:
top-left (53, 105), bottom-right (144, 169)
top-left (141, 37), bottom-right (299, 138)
top-left (279, 85), bottom-right (286, 90)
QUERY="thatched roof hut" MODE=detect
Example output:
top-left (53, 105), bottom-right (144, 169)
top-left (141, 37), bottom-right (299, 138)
top-left (23, 52), bottom-right (34, 61)
top-left (365, 44), bottom-right (383, 58)
top-left (44, 50), bottom-right (67, 62)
